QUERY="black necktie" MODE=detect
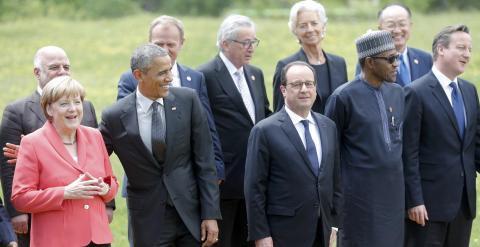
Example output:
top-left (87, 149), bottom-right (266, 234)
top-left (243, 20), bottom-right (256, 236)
top-left (151, 101), bottom-right (166, 163)
top-left (450, 82), bottom-right (465, 138)
top-left (301, 120), bottom-right (319, 176)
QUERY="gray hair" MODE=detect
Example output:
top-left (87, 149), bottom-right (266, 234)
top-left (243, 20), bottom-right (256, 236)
top-left (33, 46), bottom-right (68, 68)
top-left (149, 15), bottom-right (185, 42)
top-left (432, 24), bottom-right (470, 60)
top-left (216, 14), bottom-right (255, 50)
top-left (288, 0), bottom-right (328, 35)
top-left (130, 44), bottom-right (169, 73)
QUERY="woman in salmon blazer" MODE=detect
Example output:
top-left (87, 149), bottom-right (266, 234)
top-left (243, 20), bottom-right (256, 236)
top-left (11, 76), bottom-right (118, 247)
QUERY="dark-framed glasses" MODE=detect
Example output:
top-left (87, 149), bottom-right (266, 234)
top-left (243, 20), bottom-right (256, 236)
top-left (287, 81), bottom-right (316, 89)
top-left (370, 54), bottom-right (400, 64)
top-left (229, 38), bottom-right (260, 48)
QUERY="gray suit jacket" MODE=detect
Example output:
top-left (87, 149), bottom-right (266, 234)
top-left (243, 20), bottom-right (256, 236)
top-left (99, 87), bottom-right (221, 245)
top-left (0, 91), bottom-right (98, 218)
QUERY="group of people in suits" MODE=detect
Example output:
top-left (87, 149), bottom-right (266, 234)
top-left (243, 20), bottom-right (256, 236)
top-left (0, 0), bottom-right (477, 247)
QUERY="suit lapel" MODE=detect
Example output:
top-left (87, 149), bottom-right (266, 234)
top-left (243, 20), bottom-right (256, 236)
top-left (243, 66), bottom-right (259, 124)
top-left (325, 52), bottom-right (343, 94)
top-left (27, 92), bottom-right (47, 124)
top-left (214, 56), bottom-right (253, 124)
top-left (458, 79), bottom-right (474, 144)
top-left (429, 73), bottom-right (463, 139)
top-left (163, 92), bottom-right (180, 174)
top-left (312, 114), bottom-right (327, 175)
top-left (120, 94), bottom-right (159, 166)
top-left (43, 121), bottom-right (83, 172)
top-left (178, 63), bottom-right (192, 88)
top-left (279, 109), bottom-right (317, 177)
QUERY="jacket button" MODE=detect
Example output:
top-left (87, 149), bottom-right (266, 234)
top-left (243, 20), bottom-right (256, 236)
top-left (84, 204), bottom-right (89, 210)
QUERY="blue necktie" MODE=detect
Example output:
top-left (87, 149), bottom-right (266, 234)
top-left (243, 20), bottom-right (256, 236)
top-left (450, 82), bottom-right (465, 138)
top-left (398, 54), bottom-right (410, 86)
top-left (301, 120), bottom-right (319, 176)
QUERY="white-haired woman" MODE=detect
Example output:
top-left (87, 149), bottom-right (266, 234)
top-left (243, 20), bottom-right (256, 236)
top-left (272, 0), bottom-right (348, 114)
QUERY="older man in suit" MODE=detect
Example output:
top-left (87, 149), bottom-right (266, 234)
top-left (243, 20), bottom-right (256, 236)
top-left (403, 24), bottom-right (479, 247)
top-left (355, 3), bottom-right (432, 86)
top-left (100, 44), bottom-right (220, 247)
top-left (245, 61), bottom-right (342, 247)
top-left (0, 46), bottom-right (103, 247)
top-left (197, 14), bottom-right (271, 247)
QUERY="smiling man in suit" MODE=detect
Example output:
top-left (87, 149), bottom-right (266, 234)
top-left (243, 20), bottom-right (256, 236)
top-left (100, 44), bottom-right (221, 247)
top-left (197, 14), bottom-right (271, 247)
top-left (355, 4), bottom-right (432, 86)
top-left (245, 61), bottom-right (341, 247)
top-left (0, 46), bottom-right (102, 247)
top-left (403, 24), bottom-right (479, 247)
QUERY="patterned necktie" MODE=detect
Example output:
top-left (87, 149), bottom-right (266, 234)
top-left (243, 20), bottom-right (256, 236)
top-left (234, 70), bottom-right (256, 123)
top-left (450, 82), bottom-right (465, 138)
top-left (398, 54), bottom-right (410, 86)
top-left (151, 101), bottom-right (166, 163)
top-left (301, 120), bottom-right (319, 176)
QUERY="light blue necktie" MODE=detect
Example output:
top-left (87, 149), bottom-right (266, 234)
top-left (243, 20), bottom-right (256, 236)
top-left (450, 82), bottom-right (465, 139)
top-left (301, 120), bottom-right (319, 176)
top-left (398, 54), bottom-right (411, 86)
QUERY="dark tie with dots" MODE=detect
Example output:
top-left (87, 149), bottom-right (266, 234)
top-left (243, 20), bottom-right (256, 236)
top-left (301, 120), bottom-right (319, 176)
top-left (450, 82), bottom-right (465, 139)
top-left (151, 101), bottom-right (166, 164)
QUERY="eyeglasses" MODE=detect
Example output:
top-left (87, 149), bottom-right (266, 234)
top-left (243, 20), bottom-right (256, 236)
top-left (370, 54), bottom-right (400, 64)
top-left (286, 81), bottom-right (316, 89)
top-left (229, 39), bottom-right (260, 48)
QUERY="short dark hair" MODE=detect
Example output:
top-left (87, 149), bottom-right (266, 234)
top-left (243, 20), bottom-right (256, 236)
top-left (377, 3), bottom-right (412, 20)
top-left (130, 43), bottom-right (168, 73)
top-left (432, 24), bottom-right (470, 60)
top-left (280, 61), bottom-right (316, 86)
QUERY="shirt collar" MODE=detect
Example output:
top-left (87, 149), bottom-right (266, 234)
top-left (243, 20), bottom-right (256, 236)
top-left (136, 89), bottom-right (164, 113)
top-left (37, 85), bottom-right (43, 95)
top-left (171, 61), bottom-right (179, 79)
top-left (401, 47), bottom-right (409, 62)
top-left (284, 105), bottom-right (314, 125)
top-left (219, 52), bottom-right (244, 77)
top-left (432, 65), bottom-right (458, 89)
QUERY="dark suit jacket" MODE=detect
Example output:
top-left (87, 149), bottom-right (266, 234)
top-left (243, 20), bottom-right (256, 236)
top-left (272, 49), bottom-right (348, 113)
top-left (244, 109), bottom-right (342, 247)
top-left (116, 63), bottom-right (225, 179)
top-left (198, 55), bottom-right (271, 199)
top-left (403, 71), bottom-right (480, 221)
top-left (355, 46), bottom-right (433, 85)
top-left (0, 91), bottom-right (99, 218)
top-left (99, 87), bottom-right (221, 245)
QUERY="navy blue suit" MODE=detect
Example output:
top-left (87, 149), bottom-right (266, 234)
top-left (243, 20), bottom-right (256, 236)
top-left (117, 63), bottom-right (225, 180)
top-left (244, 109), bottom-right (342, 247)
top-left (403, 71), bottom-right (480, 240)
top-left (355, 47), bottom-right (433, 86)
top-left (273, 49), bottom-right (348, 113)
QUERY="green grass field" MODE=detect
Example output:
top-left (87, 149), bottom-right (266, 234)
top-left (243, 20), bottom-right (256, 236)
top-left (1, 11), bottom-right (480, 246)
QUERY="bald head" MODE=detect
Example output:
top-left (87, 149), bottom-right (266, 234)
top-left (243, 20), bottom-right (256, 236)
top-left (33, 46), bottom-right (71, 89)
top-left (378, 4), bottom-right (412, 52)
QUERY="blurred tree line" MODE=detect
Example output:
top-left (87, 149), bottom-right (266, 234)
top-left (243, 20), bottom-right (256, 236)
top-left (0, 0), bottom-right (478, 20)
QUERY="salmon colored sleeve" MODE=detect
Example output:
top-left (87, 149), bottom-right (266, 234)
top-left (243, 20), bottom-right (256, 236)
top-left (11, 138), bottom-right (65, 213)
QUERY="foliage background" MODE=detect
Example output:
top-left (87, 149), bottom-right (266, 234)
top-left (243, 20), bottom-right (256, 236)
top-left (0, 1), bottom-right (480, 246)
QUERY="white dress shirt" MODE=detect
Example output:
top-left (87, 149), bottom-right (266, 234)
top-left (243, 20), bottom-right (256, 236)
top-left (136, 89), bottom-right (165, 153)
top-left (285, 106), bottom-right (322, 167)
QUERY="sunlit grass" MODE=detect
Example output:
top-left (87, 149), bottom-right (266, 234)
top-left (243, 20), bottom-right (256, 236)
top-left (0, 11), bottom-right (480, 246)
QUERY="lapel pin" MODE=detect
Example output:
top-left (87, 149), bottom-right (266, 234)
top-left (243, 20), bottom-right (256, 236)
top-left (251, 75), bottom-right (255, 81)
top-left (186, 76), bottom-right (192, 81)
top-left (172, 107), bottom-right (177, 111)
top-left (414, 59), bottom-right (419, 64)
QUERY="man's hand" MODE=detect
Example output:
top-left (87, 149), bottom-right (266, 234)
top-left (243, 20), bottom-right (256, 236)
top-left (200, 219), bottom-right (219, 246)
top-left (408, 205), bottom-right (429, 226)
top-left (7, 241), bottom-right (18, 247)
top-left (329, 227), bottom-right (338, 247)
top-left (255, 237), bottom-right (273, 247)
top-left (11, 214), bottom-right (28, 234)
top-left (106, 207), bottom-right (114, 223)
top-left (3, 143), bottom-right (19, 165)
